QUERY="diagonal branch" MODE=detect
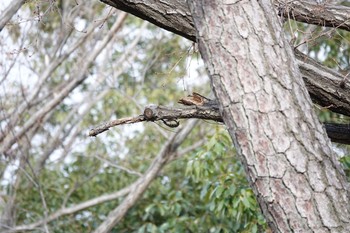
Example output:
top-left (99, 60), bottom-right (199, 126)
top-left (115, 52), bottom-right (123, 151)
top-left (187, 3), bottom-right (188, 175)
top-left (0, 12), bottom-right (128, 156)
top-left (7, 122), bottom-right (202, 232)
top-left (92, 119), bottom-right (198, 233)
top-left (296, 50), bottom-right (350, 116)
top-left (0, 0), bottom-right (25, 32)
top-left (6, 187), bottom-right (131, 232)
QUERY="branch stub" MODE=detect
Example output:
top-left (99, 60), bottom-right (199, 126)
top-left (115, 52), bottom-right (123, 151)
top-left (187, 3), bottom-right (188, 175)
top-left (144, 106), bottom-right (157, 120)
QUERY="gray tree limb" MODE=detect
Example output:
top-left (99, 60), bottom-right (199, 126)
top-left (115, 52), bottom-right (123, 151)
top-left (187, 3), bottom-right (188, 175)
top-left (0, 0), bottom-right (25, 32)
top-left (88, 102), bottom-right (350, 144)
top-left (6, 187), bottom-right (131, 232)
top-left (0, 12), bottom-right (128, 156)
top-left (276, 0), bottom-right (350, 32)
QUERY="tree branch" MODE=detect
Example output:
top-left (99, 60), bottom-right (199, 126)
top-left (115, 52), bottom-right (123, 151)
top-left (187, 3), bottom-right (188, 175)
top-left (88, 104), bottom-right (221, 137)
top-left (0, 13), bottom-right (128, 156)
top-left (92, 120), bottom-right (198, 233)
top-left (0, 0), bottom-right (25, 32)
top-left (89, 97), bottom-right (350, 144)
top-left (6, 187), bottom-right (131, 232)
top-left (101, 0), bottom-right (196, 41)
top-left (8, 121), bottom-right (203, 232)
top-left (276, 0), bottom-right (350, 32)
top-left (296, 50), bottom-right (350, 116)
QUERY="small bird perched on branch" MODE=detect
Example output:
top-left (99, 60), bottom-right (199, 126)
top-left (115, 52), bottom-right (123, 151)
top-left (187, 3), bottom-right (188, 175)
top-left (178, 92), bottom-right (217, 107)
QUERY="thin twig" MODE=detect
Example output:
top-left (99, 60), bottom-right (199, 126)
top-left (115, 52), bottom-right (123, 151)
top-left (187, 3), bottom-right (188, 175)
top-left (89, 115), bottom-right (145, 136)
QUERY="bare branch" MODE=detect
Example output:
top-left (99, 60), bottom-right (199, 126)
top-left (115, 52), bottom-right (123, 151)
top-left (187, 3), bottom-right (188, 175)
top-left (89, 104), bottom-right (221, 137)
top-left (0, 12), bottom-right (128, 156)
top-left (89, 97), bottom-right (350, 144)
top-left (8, 121), bottom-right (200, 233)
top-left (276, 0), bottom-right (350, 32)
top-left (0, 0), bottom-right (25, 32)
top-left (89, 115), bottom-right (145, 137)
top-left (7, 187), bottom-right (131, 232)
top-left (93, 154), bottom-right (143, 177)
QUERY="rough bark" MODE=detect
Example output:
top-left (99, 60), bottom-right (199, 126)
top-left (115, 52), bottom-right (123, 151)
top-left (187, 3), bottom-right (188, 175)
top-left (188, 0), bottom-right (350, 232)
top-left (101, 0), bottom-right (196, 41)
top-left (276, 0), bottom-right (350, 32)
top-left (295, 50), bottom-right (350, 117)
top-left (100, 0), bottom-right (350, 118)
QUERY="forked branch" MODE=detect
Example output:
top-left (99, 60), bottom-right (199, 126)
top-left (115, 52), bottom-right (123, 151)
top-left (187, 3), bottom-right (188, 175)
top-left (89, 93), bottom-right (350, 144)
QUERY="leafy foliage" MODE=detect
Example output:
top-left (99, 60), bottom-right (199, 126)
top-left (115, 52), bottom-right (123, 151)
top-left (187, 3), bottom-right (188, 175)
top-left (110, 127), bottom-right (266, 233)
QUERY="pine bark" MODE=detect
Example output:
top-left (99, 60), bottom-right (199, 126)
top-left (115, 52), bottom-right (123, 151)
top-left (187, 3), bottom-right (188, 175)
top-left (188, 0), bottom-right (350, 232)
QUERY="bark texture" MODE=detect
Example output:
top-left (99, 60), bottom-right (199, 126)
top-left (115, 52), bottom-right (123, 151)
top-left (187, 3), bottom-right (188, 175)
top-left (188, 0), bottom-right (350, 232)
top-left (101, 0), bottom-right (195, 41)
top-left (295, 51), bottom-right (350, 117)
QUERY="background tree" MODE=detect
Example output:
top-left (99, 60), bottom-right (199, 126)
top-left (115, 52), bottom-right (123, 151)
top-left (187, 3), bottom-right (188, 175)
top-left (1, 0), bottom-right (350, 232)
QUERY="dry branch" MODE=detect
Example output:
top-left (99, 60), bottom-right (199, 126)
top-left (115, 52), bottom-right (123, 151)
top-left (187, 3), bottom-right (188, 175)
top-left (89, 98), bottom-right (350, 144)
top-left (7, 187), bottom-right (131, 232)
top-left (89, 104), bottom-right (221, 137)
top-left (89, 115), bottom-right (145, 136)
top-left (0, 0), bottom-right (25, 32)
top-left (0, 13), bottom-right (128, 156)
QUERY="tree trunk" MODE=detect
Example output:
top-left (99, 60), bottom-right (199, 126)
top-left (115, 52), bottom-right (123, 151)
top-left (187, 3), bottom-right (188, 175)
top-left (188, 0), bottom-right (350, 232)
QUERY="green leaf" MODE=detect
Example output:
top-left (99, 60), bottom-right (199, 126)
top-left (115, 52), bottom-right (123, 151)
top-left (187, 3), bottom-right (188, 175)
top-left (229, 185), bottom-right (236, 196)
top-left (217, 199), bottom-right (225, 212)
top-left (216, 186), bottom-right (225, 199)
top-left (200, 183), bottom-right (209, 200)
top-left (252, 224), bottom-right (258, 233)
top-left (241, 195), bottom-right (251, 208)
top-left (209, 201), bottom-right (216, 211)
top-left (209, 186), bottom-right (218, 200)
